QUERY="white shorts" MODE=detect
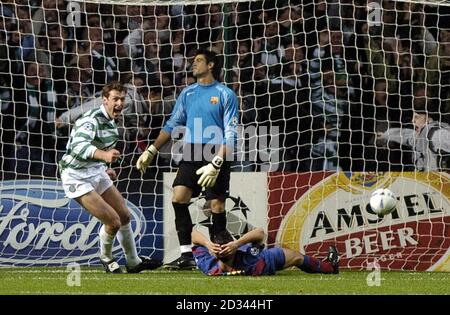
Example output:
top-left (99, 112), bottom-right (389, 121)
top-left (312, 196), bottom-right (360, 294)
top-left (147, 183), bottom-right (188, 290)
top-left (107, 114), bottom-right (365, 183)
top-left (61, 165), bottom-right (114, 199)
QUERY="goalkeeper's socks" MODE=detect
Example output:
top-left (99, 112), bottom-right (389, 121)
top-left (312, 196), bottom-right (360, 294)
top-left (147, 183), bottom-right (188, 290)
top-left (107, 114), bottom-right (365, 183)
top-left (173, 202), bottom-right (193, 246)
top-left (99, 225), bottom-right (115, 261)
top-left (117, 223), bottom-right (142, 267)
top-left (300, 255), bottom-right (334, 274)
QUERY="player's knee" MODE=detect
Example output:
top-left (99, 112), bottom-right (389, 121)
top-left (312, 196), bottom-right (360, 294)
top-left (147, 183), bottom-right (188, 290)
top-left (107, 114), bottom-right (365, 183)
top-left (172, 186), bottom-right (192, 203)
top-left (293, 253), bottom-right (304, 266)
top-left (282, 248), bottom-right (304, 268)
top-left (172, 195), bottom-right (190, 204)
top-left (107, 217), bottom-right (122, 234)
top-left (289, 251), bottom-right (305, 268)
top-left (120, 211), bottom-right (131, 226)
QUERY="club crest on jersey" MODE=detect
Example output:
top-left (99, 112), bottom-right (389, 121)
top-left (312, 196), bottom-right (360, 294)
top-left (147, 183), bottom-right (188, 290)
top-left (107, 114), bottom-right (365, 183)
top-left (210, 96), bottom-right (219, 105)
top-left (250, 246), bottom-right (260, 256)
top-left (83, 122), bottom-right (94, 131)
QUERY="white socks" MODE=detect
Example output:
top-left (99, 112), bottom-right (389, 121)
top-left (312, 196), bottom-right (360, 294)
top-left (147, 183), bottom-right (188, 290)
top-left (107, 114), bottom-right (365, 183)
top-left (117, 223), bottom-right (141, 267)
top-left (99, 225), bottom-right (115, 261)
top-left (180, 245), bottom-right (193, 254)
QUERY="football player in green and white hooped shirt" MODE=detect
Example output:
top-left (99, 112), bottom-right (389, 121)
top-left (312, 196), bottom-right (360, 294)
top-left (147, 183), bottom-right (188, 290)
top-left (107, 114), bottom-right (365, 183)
top-left (60, 81), bottom-right (161, 273)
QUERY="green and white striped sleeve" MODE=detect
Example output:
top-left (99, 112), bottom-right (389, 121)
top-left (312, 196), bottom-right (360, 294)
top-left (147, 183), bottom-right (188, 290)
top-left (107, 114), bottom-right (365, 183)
top-left (70, 117), bottom-right (99, 160)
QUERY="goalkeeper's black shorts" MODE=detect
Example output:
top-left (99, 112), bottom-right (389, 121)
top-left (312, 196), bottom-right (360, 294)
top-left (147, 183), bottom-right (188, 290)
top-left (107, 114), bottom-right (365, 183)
top-left (172, 160), bottom-right (230, 200)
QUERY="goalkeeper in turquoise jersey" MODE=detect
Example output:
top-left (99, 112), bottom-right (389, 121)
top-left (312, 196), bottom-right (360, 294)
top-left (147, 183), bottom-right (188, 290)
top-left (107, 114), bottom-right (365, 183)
top-left (60, 81), bottom-right (161, 273)
top-left (136, 48), bottom-right (239, 270)
top-left (192, 228), bottom-right (340, 276)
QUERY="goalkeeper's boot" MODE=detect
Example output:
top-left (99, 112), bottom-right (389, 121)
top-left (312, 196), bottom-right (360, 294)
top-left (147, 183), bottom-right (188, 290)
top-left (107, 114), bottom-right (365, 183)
top-left (100, 257), bottom-right (123, 274)
top-left (163, 253), bottom-right (197, 271)
top-left (126, 256), bottom-right (163, 273)
top-left (326, 245), bottom-right (340, 274)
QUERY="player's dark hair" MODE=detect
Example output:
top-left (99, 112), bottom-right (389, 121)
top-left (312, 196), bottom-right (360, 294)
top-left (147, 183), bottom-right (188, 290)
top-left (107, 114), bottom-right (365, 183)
top-left (195, 48), bottom-right (223, 80)
top-left (212, 229), bottom-right (234, 245)
top-left (213, 230), bottom-right (235, 265)
top-left (102, 81), bottom-right (126, 98)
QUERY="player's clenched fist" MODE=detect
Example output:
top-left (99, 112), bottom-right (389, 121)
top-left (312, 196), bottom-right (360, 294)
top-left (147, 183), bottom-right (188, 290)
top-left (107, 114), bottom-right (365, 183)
top-left (136, 145), bottom-right (158, 173)
top-left (103, 149), bottom-right (121, 163)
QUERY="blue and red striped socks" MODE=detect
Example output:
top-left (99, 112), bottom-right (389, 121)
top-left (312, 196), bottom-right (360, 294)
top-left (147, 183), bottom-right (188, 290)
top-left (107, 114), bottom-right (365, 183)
top-left (300, 255), bottom-right (334, 274)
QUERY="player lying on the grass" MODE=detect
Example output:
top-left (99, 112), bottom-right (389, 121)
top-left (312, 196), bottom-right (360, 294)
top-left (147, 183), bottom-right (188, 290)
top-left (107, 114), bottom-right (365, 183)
top-left (59, 81), bottom-right (162, 273)
top-left (192, 228), bottom-right (340, 276)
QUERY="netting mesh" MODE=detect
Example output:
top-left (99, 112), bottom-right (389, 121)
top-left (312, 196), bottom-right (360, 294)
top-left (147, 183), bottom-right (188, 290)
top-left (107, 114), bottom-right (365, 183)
top-left (0, 0), bottom-right (449, 270)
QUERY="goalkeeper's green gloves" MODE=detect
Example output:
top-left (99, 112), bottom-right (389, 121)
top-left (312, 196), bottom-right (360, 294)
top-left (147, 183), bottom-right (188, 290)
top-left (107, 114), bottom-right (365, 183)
top-left (136, 145), bottom-right (158, 173)
top-left (196, 156), bottom-right (224, 188)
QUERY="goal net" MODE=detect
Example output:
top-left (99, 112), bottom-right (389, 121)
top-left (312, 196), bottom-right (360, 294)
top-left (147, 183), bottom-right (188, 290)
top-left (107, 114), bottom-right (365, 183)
top-left (0, 0), bottom-right (449, 271)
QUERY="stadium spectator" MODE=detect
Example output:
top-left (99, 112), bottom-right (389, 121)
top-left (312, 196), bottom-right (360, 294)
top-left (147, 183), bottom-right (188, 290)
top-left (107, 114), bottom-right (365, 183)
top-left (303, 0), bottom-right (329, 48)
top-left (228, 2), bottom-right (251, 41)
top-left (65, 63), bottom-right (96, 110)
top-left (377, 93), bottom-right (450, 171)
top-left (81, 25), bottom-right (118, 91)
top-left (138, 81), bottom-right (176, 168)
top-left (277, 6), bottom-right (304, 47)
top-left (145, 83), bottom-right (175, 143)
top-left (59, 81), bottom-right (161, 273)
top-left (192, 228), bottom-right (340, 276)
top-left (427, 27), bottom-right (450, 124)
top-left (170, 30), bottom-right (187, 75)
top-left (2, 0), bottom-right (450, 177)
top-left (39, 24), bottom-right (74, 107)
top-left (372, 79), bottom-right (402, 131)
top-left (232, 41), bottom-right (253, 93)
top-left (127, 29), bottom-right (169, 85)
top-left (136, 48), bottom-right (239, 269)
top-left (310, 122), bottom-right (340, 171)
top-left (258, 18), bottom-right (284, 78)
top-left (14, 4), bottom-right (36, 62)
top-left (0, 75), bottom-right (15, 180)
top-left (155, 6), bottom-right (171, 44)
top-left (268, 44), bottom-right (309, 171)
top-left (15, 60), bottom-right (58, 176)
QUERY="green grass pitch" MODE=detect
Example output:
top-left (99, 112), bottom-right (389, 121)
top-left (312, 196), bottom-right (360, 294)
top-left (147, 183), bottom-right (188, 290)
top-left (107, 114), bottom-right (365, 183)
top-left (0, 267), bottom-right (449, 295)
